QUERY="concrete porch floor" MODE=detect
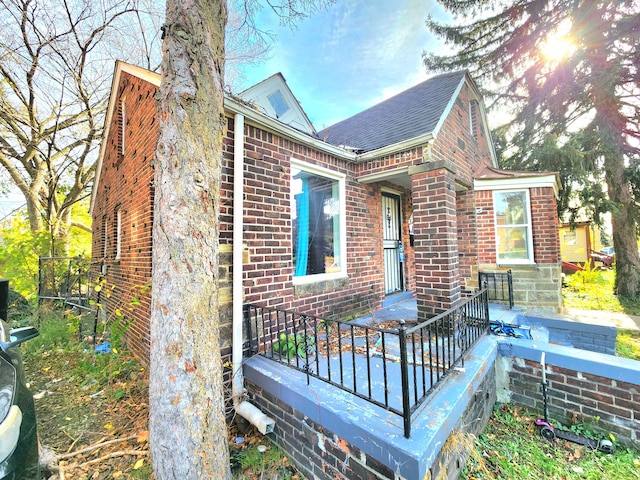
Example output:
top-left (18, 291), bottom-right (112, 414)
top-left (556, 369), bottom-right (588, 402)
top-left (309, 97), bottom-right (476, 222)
top-left (356, 291), bottom-right (522, 326)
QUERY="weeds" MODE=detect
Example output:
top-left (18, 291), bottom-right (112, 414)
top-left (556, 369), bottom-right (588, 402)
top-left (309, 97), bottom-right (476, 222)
top-left (462, 405), bottom-right (640, 480)
top-left (562, 268), bottom-right (640, 360)
top-left (563, 268), bottom-right (625, 313)
top-left (272, 332), bottom-right (315, 359)
top-left (25, 305), bottom-right (146, 404)
top-left (616, 329), bottom-right (640, 360)
top-left (230, 434), bottom-right (300, 480)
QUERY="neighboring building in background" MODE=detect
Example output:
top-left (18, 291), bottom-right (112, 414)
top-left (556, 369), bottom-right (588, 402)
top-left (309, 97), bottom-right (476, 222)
top-left (560, 221), bottom-right (614, 271)
top-left (560, 222), bottom-right (594, 266)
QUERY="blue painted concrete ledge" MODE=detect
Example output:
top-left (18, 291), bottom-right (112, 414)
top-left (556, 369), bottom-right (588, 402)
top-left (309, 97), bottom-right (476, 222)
top-left (496, 336), bottom-right (640, 386)
top-left (243, 337), bottom-right (498, 480)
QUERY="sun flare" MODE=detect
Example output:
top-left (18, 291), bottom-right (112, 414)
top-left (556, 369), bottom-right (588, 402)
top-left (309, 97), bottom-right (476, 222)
top-left (540, 34), bottom-right (575, 62)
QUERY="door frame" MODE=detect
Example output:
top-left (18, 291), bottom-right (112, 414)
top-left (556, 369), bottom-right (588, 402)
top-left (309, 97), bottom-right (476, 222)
top-left (382, 190), bottom-right (403, 294)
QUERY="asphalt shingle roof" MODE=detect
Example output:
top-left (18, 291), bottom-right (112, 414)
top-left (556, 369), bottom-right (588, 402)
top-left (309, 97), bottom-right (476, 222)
top-left (318, 70), bottom-right (467, 153)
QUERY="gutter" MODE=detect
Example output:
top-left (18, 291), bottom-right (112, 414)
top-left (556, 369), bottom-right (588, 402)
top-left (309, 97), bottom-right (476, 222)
top-left (231, 113), bottom-right (275, 435)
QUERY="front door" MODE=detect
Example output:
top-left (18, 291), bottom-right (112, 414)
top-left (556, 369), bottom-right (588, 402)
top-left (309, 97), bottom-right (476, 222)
top-left (382, 192), bottom-right (403, 294)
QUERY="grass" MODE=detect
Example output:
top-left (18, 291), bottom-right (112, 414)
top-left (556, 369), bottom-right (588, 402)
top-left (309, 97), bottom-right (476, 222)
top-left (229, 434), bottom-right (301, 480)
top-left (616, 329), bottom-right (640, 360)
top-left (562, 266), bottom-right (640, 360)
top-left (462, 405), bottom-right (640, 480)
top-left (562, 267), bottom-right (640, 315)
top-left (16, 306), bottom-right (151, 478)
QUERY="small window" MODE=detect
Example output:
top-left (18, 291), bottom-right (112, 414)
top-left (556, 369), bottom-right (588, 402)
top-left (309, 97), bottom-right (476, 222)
top-left (115, 208), bottom-right (122, 259)
top-left (267, 90), bottom-right (289, 118)
top-left (563, 231), bottom-right (577, 246)
top-left (469, 100), bottom-right (479, 139)
top-left (494, 190), bottom-right (533, 263)
top-left (291, 160), bottom-right (345, 280)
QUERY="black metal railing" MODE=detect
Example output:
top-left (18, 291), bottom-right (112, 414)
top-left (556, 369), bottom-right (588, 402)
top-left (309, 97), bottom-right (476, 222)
top-left (244, 288), bottom-right (490, 438)
top-left (479, 269), bottom-right (513, 308)
top-left (38, 256), bottom-right (95, 310)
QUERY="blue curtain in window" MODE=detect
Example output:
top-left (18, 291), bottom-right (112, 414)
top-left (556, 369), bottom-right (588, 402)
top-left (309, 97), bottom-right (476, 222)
top-left (295, 178), bottom-right (309, 276)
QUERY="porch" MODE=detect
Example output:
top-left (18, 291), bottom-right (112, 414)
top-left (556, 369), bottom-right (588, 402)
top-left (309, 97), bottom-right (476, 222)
top-left (240, 293), bottom-right (632, 479)
top-left (244, 289), bottom-right (505, 438)
top-left (241, 289), bottom-right (522, 479)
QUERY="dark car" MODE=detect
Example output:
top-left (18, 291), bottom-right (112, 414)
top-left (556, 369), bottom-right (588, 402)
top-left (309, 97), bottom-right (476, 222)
top-left (0, 320), bottom-right (40, 480)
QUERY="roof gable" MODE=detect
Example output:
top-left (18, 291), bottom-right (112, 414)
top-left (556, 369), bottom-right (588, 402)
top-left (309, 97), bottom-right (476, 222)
top-left (318, 71), bottom-right (467, 153)
top-left (89, 61), bottom-right (161, 215)
top-left (239, 73), bottom-right (317, 136)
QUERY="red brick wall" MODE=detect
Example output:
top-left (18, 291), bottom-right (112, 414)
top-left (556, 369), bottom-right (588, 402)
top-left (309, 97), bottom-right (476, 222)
top-left (430, 83), bottom-right (493, 186)
top-left (531, 186), bottom-right (561, 263)
top-left (457, 189), bottom-right (478, 289)
top-left (91, 72), bottom-right (156, 361)
top-left (411, 166), bottom-right (461, 314)
top-left (223, 118), bottom-right (386, 321)
top-left (508, 358), bottom-right (639, 444)
top-left (426, 83), bottom-right (494, 297)
top-left (355, 148), bottom-right (423, 179)
top-left (475, 190), bottom-right (497, 264)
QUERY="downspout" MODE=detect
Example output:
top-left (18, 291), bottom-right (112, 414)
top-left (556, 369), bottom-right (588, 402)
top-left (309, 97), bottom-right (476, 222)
top-left (232, 113), bottom-right (275, 435)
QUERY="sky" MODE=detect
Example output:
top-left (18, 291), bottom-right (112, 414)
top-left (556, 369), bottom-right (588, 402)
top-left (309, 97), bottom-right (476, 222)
top-left (236, 0), bottom-right (452, 130)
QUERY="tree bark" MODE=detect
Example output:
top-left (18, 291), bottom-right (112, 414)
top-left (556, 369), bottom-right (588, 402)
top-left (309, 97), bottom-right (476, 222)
top-left (589, 21), bottom-right (640, 298)
top-left (149, 1), bottom-right (231, 479)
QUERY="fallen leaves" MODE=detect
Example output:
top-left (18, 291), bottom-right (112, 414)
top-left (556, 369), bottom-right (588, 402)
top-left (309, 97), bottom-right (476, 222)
top-left (24, 348), bottom-right (151, 479)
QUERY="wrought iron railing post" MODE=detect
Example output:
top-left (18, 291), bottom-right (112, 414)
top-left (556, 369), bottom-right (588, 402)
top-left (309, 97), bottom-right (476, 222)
top-left (483, 288), bottom-right (490, 332)
top-left (507, 269), bottom-right (514, 308)
top-left (243, 304), bottom-right (254, 355)
top-left (398, 320), bottom-right (411, 438)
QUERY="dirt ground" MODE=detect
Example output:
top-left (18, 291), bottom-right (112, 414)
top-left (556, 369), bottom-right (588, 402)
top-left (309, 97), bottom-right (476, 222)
top-left (22, 346), bottom-right (304, 480)
top-left (23, 348), bottom-right (152, 479)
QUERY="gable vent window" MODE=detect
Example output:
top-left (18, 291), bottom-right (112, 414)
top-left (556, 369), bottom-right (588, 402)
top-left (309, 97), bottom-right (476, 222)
top-left (267, 90), bottom-right (290, 118)
top-left (469, 100), bottom-right (479, 139)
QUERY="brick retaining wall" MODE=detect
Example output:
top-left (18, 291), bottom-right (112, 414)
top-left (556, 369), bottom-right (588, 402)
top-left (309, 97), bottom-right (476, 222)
top-left (497, 340), bottom-right (640, 444)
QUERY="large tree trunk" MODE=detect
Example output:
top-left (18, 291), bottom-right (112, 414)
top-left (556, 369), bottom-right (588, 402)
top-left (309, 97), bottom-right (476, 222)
top-left (603, 145), bottom-right (640, 298)
top-left (149, 1), bottom-right (231, 479)
top-left (590, 25), bottom-right (640, 298)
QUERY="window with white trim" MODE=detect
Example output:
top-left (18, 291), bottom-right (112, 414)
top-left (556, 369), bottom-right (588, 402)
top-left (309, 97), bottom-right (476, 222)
top-left (494, 190), bottom-right (534, 263)
top-left (267, 90), bottom-right (289, 118)
top-left (291, 160), bottom-right (346, 281)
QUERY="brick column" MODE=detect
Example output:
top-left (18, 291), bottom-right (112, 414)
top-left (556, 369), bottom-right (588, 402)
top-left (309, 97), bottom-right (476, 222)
top-left (409, 160), bottom-right (461, 318)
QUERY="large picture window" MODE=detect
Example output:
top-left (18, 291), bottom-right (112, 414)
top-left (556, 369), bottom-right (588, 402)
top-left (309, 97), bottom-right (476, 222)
top-left (494, 190), bottom-right (533, 263)
top-left (291, 160), bottom-right (345, 280)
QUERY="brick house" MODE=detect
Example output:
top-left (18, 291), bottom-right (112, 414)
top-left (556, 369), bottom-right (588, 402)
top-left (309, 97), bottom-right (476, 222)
top-left (89, 61), bottom-right (561, 366)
